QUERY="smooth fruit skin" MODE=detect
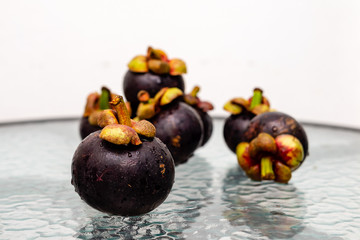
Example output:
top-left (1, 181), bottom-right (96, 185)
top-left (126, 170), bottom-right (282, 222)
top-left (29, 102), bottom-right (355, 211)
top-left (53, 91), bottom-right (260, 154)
top-left (244, 112), bottom-right (309, 157)
top-left (79, 117), bottom-right (102, 139)
top-left (150, 102), bottom-right (204, 165)
top-left (223, 111), bottom-right (255, 153)
top-left (71, 131), bottom-right (175, 216)
top-left (123, 71), bottom-right (185, 116)
top-left (196, 109), bottom-right (213, 146)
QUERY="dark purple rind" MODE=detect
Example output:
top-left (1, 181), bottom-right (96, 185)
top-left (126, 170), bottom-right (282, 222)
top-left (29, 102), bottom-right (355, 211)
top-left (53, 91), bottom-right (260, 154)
top-left (244, 112), bottom-right (309, 158)
top-left (223, 111), bottom-right (256, 153)
top-left (123, 71), bottom-right (185, 116)
top-left (150, 102), bottom-right (203, 165)
top-left (79, 117), bottom-right (102, 140)
top-left (71, 131), bottom-right (175, 216)
top-left (196, 110), bottom-right (213, 146)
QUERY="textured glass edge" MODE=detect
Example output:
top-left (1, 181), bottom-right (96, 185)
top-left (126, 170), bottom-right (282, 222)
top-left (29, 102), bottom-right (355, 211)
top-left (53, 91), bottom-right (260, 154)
top-left (1, 117), bottom-right (359, 132)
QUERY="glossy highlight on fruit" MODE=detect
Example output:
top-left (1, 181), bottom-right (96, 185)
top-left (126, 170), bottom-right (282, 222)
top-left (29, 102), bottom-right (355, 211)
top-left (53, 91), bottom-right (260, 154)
top-left (72, 95), bottom-right (175, 216)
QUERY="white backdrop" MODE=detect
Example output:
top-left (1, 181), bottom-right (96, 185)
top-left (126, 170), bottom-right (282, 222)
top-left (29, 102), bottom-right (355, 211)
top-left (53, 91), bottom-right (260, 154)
top-left (1, 0), bottom-right (360, 128)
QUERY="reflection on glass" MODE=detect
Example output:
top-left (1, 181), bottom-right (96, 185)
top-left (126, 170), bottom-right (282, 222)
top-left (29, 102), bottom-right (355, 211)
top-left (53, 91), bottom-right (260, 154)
top-left (222, 167), bottom-right (306, 239)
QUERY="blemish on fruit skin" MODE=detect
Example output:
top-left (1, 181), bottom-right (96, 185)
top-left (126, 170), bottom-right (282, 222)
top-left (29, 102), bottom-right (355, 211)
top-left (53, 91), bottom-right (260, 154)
top-left (160, 163), bottom-right (165, 176)
top-left (96, 169), bottom-right (110, 182)
top-left (171, 135), bottom-right (181, 148)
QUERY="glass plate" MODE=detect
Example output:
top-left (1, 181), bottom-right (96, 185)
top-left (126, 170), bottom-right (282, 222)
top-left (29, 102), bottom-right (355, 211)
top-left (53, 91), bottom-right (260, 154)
top-left (0, 118), bottom-right (359, 240)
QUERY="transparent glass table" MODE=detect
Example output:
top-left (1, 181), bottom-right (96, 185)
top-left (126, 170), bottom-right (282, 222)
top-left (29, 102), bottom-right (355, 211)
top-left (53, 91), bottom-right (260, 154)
top-left (0, 118), bottom-right (359, 239)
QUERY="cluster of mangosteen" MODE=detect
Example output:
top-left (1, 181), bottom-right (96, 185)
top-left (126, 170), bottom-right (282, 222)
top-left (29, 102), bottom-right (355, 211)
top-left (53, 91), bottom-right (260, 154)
top-left (73, 47), bottom-right (214, 216)
top-left (72, 47), bottom-right (309, 217)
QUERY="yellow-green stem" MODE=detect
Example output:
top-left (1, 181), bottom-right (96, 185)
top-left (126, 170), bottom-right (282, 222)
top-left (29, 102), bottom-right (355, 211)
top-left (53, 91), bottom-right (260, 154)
top-left (99, 87), bottom-right (111, 110)
top-left (261, 156), bottom-right (275, 180)
top-left (190, 86), bottom-right (200, 97)
top-left (110, 96), bottom-right (132, 127)
top-left (250, 88), bottom-right (263, 110)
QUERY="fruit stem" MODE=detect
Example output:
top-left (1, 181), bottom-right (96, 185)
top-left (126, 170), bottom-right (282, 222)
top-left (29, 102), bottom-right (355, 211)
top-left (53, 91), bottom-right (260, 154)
top-left (250, 88), bottom-right (263, 110)
top-left (190, 86), bottom-right (200, 97)
top-left (261, 156), bottom-right (275, 180)
top-left (110, 96), bottom-right (132, 127)
top-left (99, 87), bottom-right (111, 110)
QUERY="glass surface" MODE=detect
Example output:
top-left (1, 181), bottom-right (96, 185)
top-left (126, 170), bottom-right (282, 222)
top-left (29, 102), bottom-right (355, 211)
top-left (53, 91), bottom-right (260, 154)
top-left (0, 118), bottom-right (359, 240)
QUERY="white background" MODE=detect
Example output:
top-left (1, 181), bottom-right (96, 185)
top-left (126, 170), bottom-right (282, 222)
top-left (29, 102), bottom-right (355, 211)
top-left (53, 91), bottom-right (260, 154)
top-left (1, 0), bottom-right (359, 128)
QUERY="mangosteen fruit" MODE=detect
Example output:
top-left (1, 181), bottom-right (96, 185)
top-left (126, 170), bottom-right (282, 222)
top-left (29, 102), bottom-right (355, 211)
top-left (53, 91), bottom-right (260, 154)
top-left (136, 87), bottom-right (204, 165)
top-left (236, 111), bottom-right (309, 183)
top-left (223, 88), bottom-right (271, 153)
top-left (184, 86), bottom-right (214, 146)
top-left (123, 47), bottom-right (186, 116)
top-left (72, 95), bottom-right (175, 216)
